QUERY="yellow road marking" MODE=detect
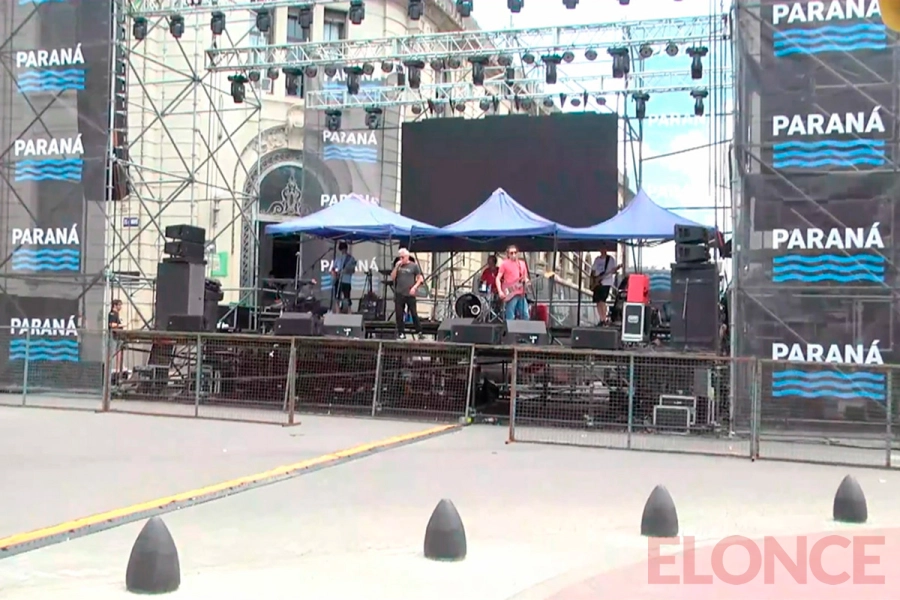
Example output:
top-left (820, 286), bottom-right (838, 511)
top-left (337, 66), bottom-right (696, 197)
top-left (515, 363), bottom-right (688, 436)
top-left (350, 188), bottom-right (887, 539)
top-left (0, 424), bottom-right (455, 550)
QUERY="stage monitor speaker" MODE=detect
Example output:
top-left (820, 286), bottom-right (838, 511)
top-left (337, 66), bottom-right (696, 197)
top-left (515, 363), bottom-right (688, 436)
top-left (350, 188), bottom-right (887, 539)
top-left (451, 323), bottom-right (503, 345)
top-left (275, 312), bottom-right (319, 336)
top-left (621, 303), bottom-right (651, 343)
top-left (322, 313), bottom-right (365, 338)
top-left (167, 314), bottom-right (206, 332)
top-left (670, 263), bottom-right (719, 351)
top-left (504, 320), bottom-right (549, 345)
top-left (155, 261), bottom-right (205, 330)
top-left (571, 327), bottom-right (619, 350)
top-left (164, 240), bottom-right (205, 263)
top-left (674, 224), bottom-right (710, 245)
top-left (165, 224), bottom-right (206, 244)
top-left (675, 243), bottom-right (710, 264)
top-left (626, 273), bottom-right (650, 304)
top-left (438, 318), bottom-right (474, 342)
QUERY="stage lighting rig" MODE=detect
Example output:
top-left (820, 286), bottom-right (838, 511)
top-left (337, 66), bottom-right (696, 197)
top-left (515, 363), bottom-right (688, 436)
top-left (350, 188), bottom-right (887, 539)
top-left (687, 46), bottom-right (708, 79)
top-left (380, 61), bottom-right (394, 73)
top-left (324, 65), bottom-right (338, 78)
top-left (562, 51), bottom-right (575, 63)
top-left (508, 0), bottom-right (523, 11)
top-left (456, 0), bottom-right (473, 17)
top-left (365, 107), bottom-right (383, 129)
top-left (349, 0), bottom-right (365, 25)
top-left (691, 88), bottom-right (708, 116)
top-left (619, 0), bottom-right (629, 4)
top-left (430, 58), bottom-right (445, 71)
top-left (325, 109), bottom-right (343, 131)
top-left (266, 67), bottom-right (280, 81)
top-left (543, 96), bottom-right (555, 109)
top-left (497, 54), bottom-right (513, 67)
top-left (228, 74), bottom-right (247, 103)
top-left (665, 42), bottom-right (679, 56)
top-left (608, 47), bottom-right (630, 78)
top-left (632, 92), bottom-right (649, 119)
top-left (361, 62), bottom-right (375, 76)
top-left (468, 56), bottom-right (489, 86)
top-left (283, 68), bottom-right (301, 95)
top-left (447, 57), bottom-right (461, 69)
top-left (564, 0), bottom-right (578, 7)
top-left (344, 66), bottom-right (363, 94)
top-left (133, 16), bottom-right (148, 40)
top-left (169, 14), bottom-right (185, 39)
top-left (541, 55), bottom-right (561, 85)
top-left (408, 0), bottom-right (424, 20)
top-left (410, 104), bottom-right (423, 115)
top-left (255, 8), bottom-right (271, 33)
top-left (478, 97), bottom-right (491, 111)
top-left (210, 11), bottom-right (225, 36)
top-left (298, 7), bottom-right (313, 37)
top-left (584, 49), bottom-right (598, 61)
top-left (522, 52), bottom-right (536, 65)
top-left (248, 70), bottom-right (260, 84)
top-left (427, 99), bottom-right (446, 115)
top-left (454, 100), bottom-right (466, 113)
top-left (403, 60), bottom-right (425, 89)
top-left (303, 65), bottom-right (317, 78)
top-left (639, 44), bottom-right (653, 59)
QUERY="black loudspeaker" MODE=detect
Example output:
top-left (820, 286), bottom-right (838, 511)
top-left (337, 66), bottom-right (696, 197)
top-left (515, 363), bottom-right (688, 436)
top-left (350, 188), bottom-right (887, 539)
top-left (571, 327), bottom-right (619, 350)
top-left (167, 314), bottom-right (206, 332)
top-left (155, 261), bottom-right (206, 330)
top-left (164, 240), bottom-right (206, 263)
top-left (274, 312), bottom-right (319, 336)
top-left (621, 303), bottom-right (651, 343)
top-left (165, 224), bottom-right (206, 244)
top-left (675, 243), bottom-right (710, 264)
top-left (670, 263), bottom-right (719, 351)
top-left (504, 320), bottom-right (549, 345)
top-left (322, 313), bottom-right (365, 338)
top-left (438, 318), bottom-right (474, 342)
top-left (674, 224), bottom-right (709, 245)
top-left (451, 323), bottom-right (503, 345)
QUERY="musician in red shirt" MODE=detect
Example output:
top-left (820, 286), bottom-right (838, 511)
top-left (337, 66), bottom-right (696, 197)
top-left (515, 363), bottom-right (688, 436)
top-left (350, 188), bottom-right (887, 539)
top-left (496, 245), bottom-right (530, 320)
top-left (479, 255), bottom-right (499, 291)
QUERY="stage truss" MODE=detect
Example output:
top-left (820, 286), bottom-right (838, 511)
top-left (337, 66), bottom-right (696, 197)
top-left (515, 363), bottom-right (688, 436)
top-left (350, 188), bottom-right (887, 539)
top-left (112, 1), bottom-right (734, 327)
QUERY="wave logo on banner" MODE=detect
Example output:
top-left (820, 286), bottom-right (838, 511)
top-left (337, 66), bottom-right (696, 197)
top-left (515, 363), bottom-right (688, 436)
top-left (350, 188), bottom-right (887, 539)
top-left (8, 316), bottom-right (80, 362)
top-left (13, 136), bottom-right (84, 182)
top-left (322, 129), bottom-right (379, 164)
top-left (771, 224), bottom-right (885, 282)
top-left (10, 225), bottom-right (81, 272)
top-left (771, 341), bottom-right (885, 403)
top-left (771, 106), bottom-right (886, 169)
top-left (772, 1), bottom-right (884, 56)
top-left (15, 45), bottom-right (86, 93)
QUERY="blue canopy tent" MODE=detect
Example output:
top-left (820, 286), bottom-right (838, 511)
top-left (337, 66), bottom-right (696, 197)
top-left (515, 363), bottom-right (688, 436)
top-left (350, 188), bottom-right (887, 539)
top-left (558, 188), bottom-right (712, 241)
top-left (265, 194), bottom-right (440, 241)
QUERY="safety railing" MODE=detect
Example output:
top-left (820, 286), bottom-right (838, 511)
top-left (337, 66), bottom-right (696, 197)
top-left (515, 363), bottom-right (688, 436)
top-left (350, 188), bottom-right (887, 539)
top-left (1, 325), bottom-right (897, 468)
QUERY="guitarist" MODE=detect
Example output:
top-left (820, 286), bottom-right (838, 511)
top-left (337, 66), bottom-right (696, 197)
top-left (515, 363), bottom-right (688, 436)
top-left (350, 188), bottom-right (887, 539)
top-left (590, 248), bottom-right (621, 324)
top-left (496, 245), bottom-right (531, 321)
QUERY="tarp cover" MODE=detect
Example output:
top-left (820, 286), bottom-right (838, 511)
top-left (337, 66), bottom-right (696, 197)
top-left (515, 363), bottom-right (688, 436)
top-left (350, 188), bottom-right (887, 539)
top-left (265, 194), bottom-right (439, 241)
top-left (559, 188), bottom-right (710, 240)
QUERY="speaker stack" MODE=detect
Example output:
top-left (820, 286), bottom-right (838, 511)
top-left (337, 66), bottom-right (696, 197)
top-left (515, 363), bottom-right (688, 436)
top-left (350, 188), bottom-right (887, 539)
top-left (670, 225), bottom-right (718, 352)
top-left (155, 225), bottom-right (210, 331)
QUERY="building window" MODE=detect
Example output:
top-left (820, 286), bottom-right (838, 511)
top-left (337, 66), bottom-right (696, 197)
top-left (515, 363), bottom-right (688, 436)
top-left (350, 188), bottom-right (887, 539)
top-left (287, 8), bottom-right (310, 43)
top-left (323, 9), bottom-right (346, 41)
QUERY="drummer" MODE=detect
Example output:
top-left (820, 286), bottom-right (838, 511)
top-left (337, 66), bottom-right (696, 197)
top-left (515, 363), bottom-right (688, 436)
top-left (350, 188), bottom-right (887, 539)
top-left (478, 255), bottom-right (499, 294)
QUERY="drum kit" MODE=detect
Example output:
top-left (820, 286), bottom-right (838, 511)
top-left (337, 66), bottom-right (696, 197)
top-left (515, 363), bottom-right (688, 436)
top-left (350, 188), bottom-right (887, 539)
top-left (453, 282), bottom-right (503, 322)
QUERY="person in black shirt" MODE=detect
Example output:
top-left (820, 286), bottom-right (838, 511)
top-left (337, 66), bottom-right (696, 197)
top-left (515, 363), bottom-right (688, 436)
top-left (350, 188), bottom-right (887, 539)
top-left (390, 248), bottom-right (424, 340)
top-left (108, 299), bottom-right (123, 330)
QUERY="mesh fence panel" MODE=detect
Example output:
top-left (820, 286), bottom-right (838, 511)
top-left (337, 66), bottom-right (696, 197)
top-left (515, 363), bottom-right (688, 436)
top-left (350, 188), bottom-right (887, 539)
top-left (293, 338), bottom-right (380, 417)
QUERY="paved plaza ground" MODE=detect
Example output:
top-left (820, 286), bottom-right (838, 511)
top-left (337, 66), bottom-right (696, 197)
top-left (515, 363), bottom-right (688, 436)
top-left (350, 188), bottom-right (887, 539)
top-left (1, 407), bottom-right (899, 598)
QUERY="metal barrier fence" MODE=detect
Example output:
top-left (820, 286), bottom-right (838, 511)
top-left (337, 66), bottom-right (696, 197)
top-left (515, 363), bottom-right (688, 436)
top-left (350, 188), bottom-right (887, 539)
top-left (1, 325), bottom-right (897, 468)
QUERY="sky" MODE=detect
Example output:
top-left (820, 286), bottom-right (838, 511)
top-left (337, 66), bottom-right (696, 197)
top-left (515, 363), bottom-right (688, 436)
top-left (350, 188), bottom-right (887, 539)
top-left (468, 0), bottom-right (733, 267)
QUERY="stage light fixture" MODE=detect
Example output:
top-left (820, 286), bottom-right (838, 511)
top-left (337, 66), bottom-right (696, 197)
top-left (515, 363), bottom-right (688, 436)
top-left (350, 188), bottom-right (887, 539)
top-left (522, 52), bottom-right (536, 65)
top-left (303, 65), bottom-right (318, 78)
top-left (430, 58), bottom-right (444, 71)
top-left (227, 74), bottom-right (247, 103)
top-left (248, 70), bottom-right (260, 83)
top-left (325, 109), bottom-right (343, 132)
top-left (456, 0), bottom-right (473, 17)
top-left (343, 66), bottom-right (363, 95)
top-left (255, 9), bottom-right (271, 33)
top-left (403, 60), bottom-right (425, 89)
top-left (266, 67), bottom-right (280, 81)
top-left (520, 97), bottom-right (533, 111)
top-left (468, 56), bottom-right (489, 85)
top-left (283, 67), bottom-right (301, 95)
top-left (584, 49), bottom-right (597, 61)
top-left (608, 47), bottom-right (630, 78)
top-left (298, 7), bottom-right (313, 36)
top-left (447, 57), bottom-right (461, 69)
top-left (349, 0), bottom-right (366, 25)
top-left (505, 66), bottom-right (515, 84)
top-left (508, 0), bottom-right (523, 11)
top-left (619, 0), bottom-right (629, 4)
top-left (324, 65), bottom-right (338, 78)
top-left (168, 15), bottom-right (185, 39)
top-left (595, 95), bottom-right (607, 106)
top-left (691, 88), bottom-right (708, 116)
top-left (543, 96), bottom-right (555, 109)
top-left (133, 17), bottom-right (148, 40)
top-left (428, 99), bottom-right (446, 115)
top-left (497, 54), bottom-right (513, 66)
top-left (632, 92), bottom-right (649, 120)
top-left (559, 93), bottom-right (567, 106)
top-left (563, 0), bottom-right (578, 7)
top-left (365, 107), bottom-right (383, 129)
top-left (210, 11), bottom-right (225, 35)
top-left (665, 42), bottom-right (679, 56)
top-left (570, 96), bottom-right (581, 107)
top-left (380, 61), bottom-right (394, 73)
top-left (411, 104), bottom-right (423, 115)
top-left (541, 55), bottom-right (561, 85)
top-left (454, 101), bottom-right (466, 113)
top-left (396, 69), bottom-right (406, 86)
top-left (478, 97), bottom-right (491, 111)
top-left (408, 0), bottom-right (424, 20)
top-left (687, 46), bottom-right (708, 79)
top-left (362, 62), bottom-right (375, 76)
top-left (639, 44), bottom-right (653, 59)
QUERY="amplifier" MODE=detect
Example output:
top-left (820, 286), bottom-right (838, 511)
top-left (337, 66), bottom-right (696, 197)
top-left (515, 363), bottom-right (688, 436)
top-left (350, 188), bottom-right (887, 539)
top-left (438, 318), bottom-right (474, 342)
top-left (274, 312), bottom-right (319, 336)
top-left (322, 313), bottom-right (365, 338)
top-left (621, 303), bottom-right (651, 343)
top-left (504, 320), bottom-right (548, 345)
top-left (452, 323), bottom-right (503, 345)
top-left (167, 314), bottom-right (206, 332)
top-left (653, 405), bottom-right (691, 434)
top-left (571, 327), bottom-right (619, 350)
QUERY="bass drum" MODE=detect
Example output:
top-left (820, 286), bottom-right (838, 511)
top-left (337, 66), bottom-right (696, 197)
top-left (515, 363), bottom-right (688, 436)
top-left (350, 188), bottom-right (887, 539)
top-left (454, 293), bottom-right (489, 320)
